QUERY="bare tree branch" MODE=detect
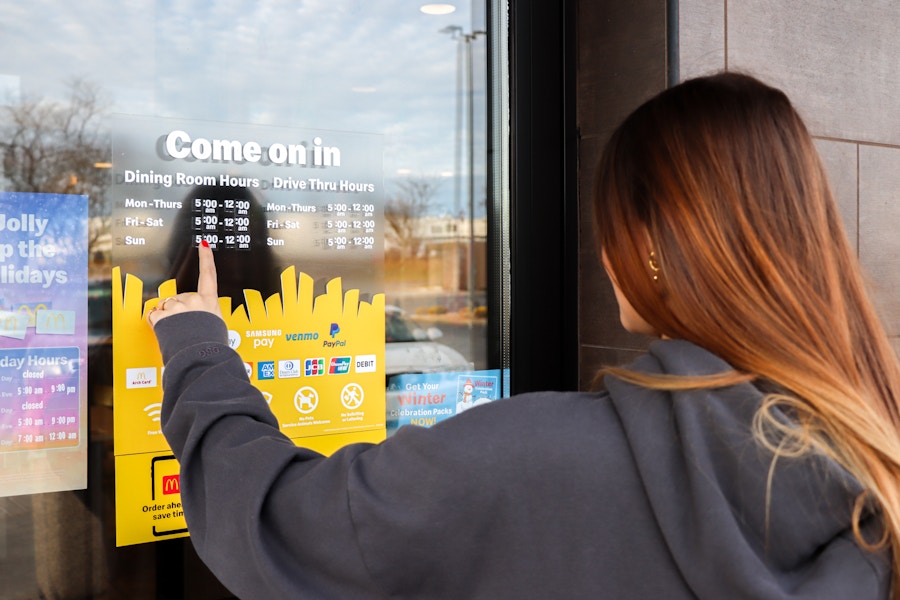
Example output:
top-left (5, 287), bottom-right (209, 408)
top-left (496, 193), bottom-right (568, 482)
top-left (384, 176), bottom-right (441, 259)
top-left (0, 79), bottom-right (111, 255)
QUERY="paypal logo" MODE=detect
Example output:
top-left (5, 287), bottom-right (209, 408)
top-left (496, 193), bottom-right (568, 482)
top-left (330, 323), bottom-right (340, 338)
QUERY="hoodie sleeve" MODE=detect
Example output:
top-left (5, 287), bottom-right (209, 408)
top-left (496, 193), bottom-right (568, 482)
top-left (155, 311), bottom-right (384, 599)
top-left (154, 311), bottom-right (655, 600)
top-left (155, 312), bottom-right (596, 600)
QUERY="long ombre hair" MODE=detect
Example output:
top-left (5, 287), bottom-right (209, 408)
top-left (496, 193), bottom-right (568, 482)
top-left (594, 72), bottom-right (900, 595)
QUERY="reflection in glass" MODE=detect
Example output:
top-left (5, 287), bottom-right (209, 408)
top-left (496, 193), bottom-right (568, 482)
top-left (0, 0), bottom-right (495, 597)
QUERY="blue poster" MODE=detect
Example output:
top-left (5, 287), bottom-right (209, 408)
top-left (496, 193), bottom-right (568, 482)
top-left (0, 192), bottom-right (88, 497)
top-left (386, 370), bottom-right (503, 435)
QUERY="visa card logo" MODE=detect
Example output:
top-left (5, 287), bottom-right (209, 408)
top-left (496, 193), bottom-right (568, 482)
top-left (305, 358), bottom-right (324, 376)
top-left (258, 361), bottom-right (275, 380)
top-left (329, 356), bottom-right (351, 375)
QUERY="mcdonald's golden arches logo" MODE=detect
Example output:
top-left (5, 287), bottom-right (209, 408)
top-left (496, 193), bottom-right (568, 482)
top-left (16, 303), bottom-right (49, 327)
top-left (162, 475), bottom-right (180, 495)
top-left (35, 309), bottom-right (75, 335)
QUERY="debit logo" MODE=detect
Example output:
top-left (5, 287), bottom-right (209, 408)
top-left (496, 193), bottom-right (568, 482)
top-left (355, 355), bottom-right (376, 373)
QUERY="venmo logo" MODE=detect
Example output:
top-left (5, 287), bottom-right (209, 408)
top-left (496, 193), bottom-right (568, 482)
top-left (285, 332), bottom-right (319, 341)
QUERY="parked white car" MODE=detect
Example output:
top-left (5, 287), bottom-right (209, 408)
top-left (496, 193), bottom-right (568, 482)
top-left (385, 305), bottom-right (473, 376)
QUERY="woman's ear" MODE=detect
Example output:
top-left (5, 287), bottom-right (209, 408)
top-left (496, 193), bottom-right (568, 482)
top-left (635, 225), bottom-right (659, 283)
top-left (601, 247), bottom-right (661, 338)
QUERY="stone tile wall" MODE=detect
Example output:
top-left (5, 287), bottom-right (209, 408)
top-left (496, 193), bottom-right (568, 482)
top-left (578, 0), bottom-right (900, 386)
top-left (576, 0), bottom-right (668, 389)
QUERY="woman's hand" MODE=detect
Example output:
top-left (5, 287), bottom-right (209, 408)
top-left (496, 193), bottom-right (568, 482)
top-left (147, 241), bottom-right (224, 327)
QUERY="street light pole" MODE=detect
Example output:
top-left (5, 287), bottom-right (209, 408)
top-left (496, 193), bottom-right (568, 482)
top-left (441, 25), bottom-right (484, 314)
top-left (465, 31), bottom-right (476, 316)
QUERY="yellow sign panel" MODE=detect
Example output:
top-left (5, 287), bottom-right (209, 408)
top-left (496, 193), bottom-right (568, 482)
top-left (112, 266), bottom-right (385, 546)
top-left (114, 453), bottom-right (189, 544)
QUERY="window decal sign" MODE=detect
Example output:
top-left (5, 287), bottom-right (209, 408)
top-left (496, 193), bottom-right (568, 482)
top-left (386, 370), bottom-right (503, 435)
top-left (110, 117), bottom-right (385, 546)
top-left (0, 192), bottom-right (88, 497)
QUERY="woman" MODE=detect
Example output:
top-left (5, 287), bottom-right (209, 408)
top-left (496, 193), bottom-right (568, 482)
top-left (595, 71), bottom-right (900, 596)
top-left (148, 73), bottom-right (896, 599)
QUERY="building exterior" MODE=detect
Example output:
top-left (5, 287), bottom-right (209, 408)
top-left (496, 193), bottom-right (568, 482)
top-left (577, 1), bottom-right (900, 389)
top-left (0, 1), bottom-right (898, 597)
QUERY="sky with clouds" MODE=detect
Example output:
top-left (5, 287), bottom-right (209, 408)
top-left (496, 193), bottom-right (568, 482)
top-left (0, 0), bottom-right (489, 213)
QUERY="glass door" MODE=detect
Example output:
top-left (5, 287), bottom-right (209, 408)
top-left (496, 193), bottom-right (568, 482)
top-left (0, 1), bottom-right (509, 597)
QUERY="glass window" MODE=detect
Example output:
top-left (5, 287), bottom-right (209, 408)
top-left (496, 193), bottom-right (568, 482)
top-left (0, 1), bottom-right (508, 597)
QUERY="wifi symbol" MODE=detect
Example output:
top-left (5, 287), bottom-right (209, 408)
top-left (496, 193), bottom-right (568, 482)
top-left (144, 403), bottom-right (163, 422)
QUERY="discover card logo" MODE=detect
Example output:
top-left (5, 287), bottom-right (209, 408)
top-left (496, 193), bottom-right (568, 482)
top-left (126, 367), bottom-right (157, 389)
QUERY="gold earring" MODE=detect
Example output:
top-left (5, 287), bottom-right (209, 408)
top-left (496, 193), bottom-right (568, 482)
top-left (648, 252), bottom-right (660, 281)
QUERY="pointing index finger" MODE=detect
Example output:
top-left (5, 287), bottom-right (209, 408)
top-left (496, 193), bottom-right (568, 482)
top-left (197, 240), bottom-right (218, 299)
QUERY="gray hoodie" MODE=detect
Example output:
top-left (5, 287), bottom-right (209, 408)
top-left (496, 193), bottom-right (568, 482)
top-left (156, 311), bottom-right (890, 599)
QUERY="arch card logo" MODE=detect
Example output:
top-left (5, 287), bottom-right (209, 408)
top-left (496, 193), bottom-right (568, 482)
top-left (126, 368), bottom-right (157, 389)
